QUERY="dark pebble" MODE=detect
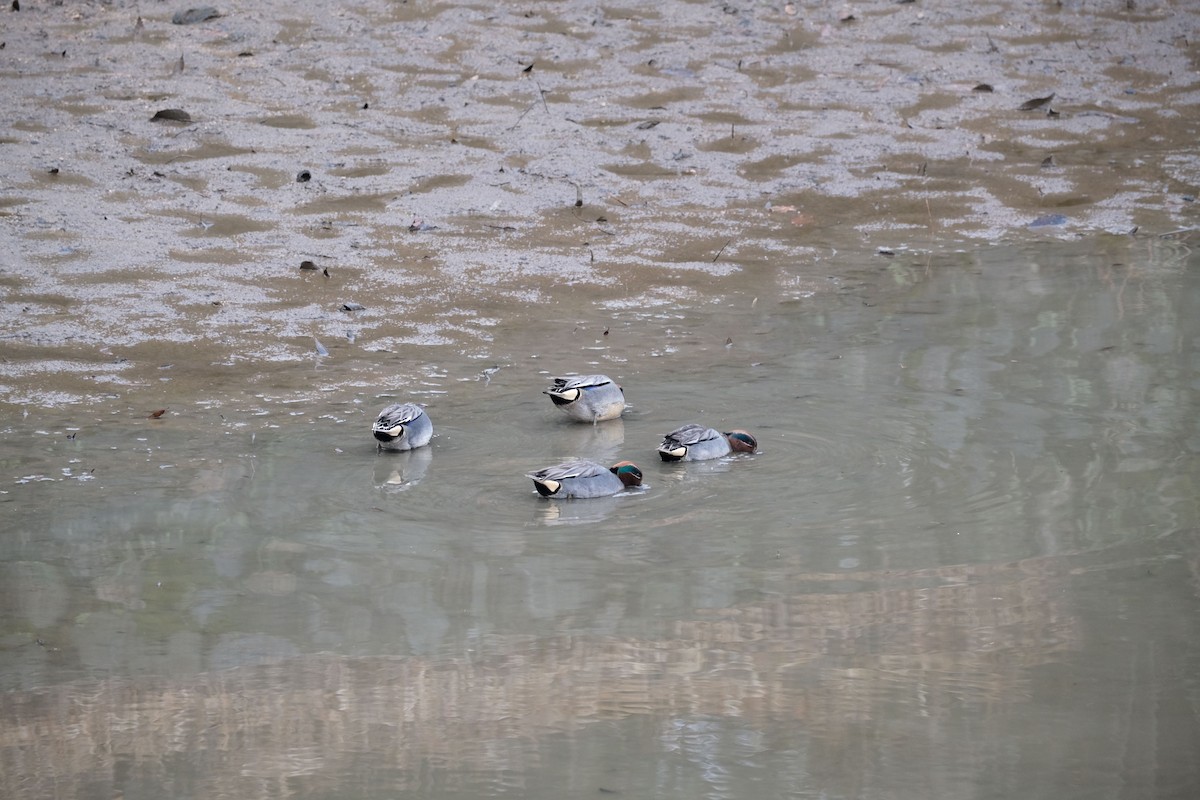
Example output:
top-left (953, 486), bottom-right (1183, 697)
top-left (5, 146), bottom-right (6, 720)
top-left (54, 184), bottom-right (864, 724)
top-left (172, 7), bottom-right (221, 25)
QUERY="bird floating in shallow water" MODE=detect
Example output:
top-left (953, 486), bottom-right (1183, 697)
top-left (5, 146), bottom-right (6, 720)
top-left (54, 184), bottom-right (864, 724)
top-left (657, 423), bottom-right (757, 462)
top-left (526, 459), bottom-right (643, 498)
top-left (544, 374), bottom-right (625, 422)
top-left (372, 403), bottom-right (433, 451)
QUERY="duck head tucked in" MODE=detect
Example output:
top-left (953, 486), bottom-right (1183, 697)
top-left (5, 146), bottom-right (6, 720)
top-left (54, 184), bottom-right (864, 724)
top-left (372, 402), bottom-right (433, 451)
top-left (544, 374), bottom-right (626, 423)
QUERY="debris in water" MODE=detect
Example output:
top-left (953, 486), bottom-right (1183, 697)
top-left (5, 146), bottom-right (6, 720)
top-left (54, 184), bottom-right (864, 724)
top-left (636, 120), bottom-right (660, 130)
top-left (1040, 155), bottom-right (1055, 168)
top-left (972, 83), bottom-right (994, 92)
top-left (877, 246), bottom-right (896, 256)
top-left (712, 239), bottom-right (732, 262)
top-left (314, 339), bottom-right (329, 357)
top-left (296, 169), bottom-right (312, 183)
top-left (300, 260), bottom-right (318, 270)
top-left (1018, 93), bottom-right (1055, 110)
top-left (408, 220), bottom-right (438, 232)
top-left (1028, 214), bottom-right (1067, 228)
top-left (148, 409), bottom-right (166, 419)
top-left (150, 108), bottom-right (191, 123)
top-left (172, 7), bottom-right (221, 25)
top-left (341, 302), bottom-right (365, 311)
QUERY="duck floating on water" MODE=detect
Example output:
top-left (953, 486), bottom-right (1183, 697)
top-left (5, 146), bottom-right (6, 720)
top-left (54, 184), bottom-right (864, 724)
top-left (526, 459), bottom-right (643, 498)
top-left (372, 403), bottom-right (433, 451)
top-left (544, 374), bottom-right (625, 423)
top-left (657, 423), bottom-right (757, 462)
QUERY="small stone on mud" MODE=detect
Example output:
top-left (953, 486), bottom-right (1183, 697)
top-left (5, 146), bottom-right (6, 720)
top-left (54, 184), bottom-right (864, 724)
top-left (296, 169), bottom-right (311, 183)
top-left (299, 260), bottom-right (317, 270)
top-left (150, 108), bottom-right (191, 123)
top-left (1019, 93), bottom-right (1055, 111)
top-left (172, 7), bottom-right (221, 25)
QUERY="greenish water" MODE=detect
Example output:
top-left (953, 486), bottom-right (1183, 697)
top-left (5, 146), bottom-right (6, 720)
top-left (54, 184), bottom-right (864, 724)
top-left (2, 240), bottom-right (1199, 799)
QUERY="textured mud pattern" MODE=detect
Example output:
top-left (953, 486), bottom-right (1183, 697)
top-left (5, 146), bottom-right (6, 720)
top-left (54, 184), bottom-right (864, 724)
top-left (1, 1), bottom-right (1197, 404)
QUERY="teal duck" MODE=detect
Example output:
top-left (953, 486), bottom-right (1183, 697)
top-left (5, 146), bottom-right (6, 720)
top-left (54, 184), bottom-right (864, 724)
top-left (657, 423), bottom-right (757, 462)
top-left (527, 459), bottom-right (643, 498)
top-left (372, 403), bottom-right (433, 451)
top-left (544, 374), bottom-right (625, 422)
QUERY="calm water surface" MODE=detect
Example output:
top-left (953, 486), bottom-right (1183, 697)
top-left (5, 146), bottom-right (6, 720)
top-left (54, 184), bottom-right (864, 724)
top-left (2, 239), bottom-right (1199, 799)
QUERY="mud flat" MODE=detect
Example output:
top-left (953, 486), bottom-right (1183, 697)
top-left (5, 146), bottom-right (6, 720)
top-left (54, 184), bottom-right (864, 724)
top-left (1, 0), bottom-right (1198, 406)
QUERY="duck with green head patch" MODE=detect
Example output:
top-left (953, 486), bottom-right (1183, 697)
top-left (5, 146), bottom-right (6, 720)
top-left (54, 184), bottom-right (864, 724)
top-left (544, 374), bottom-right (625, 422)
top-left (526, 459), bottom-right (643, 498)
top-left (372, 402), bottom-right (433, 451)
top-left (657, 423), bottom-right (757, 462)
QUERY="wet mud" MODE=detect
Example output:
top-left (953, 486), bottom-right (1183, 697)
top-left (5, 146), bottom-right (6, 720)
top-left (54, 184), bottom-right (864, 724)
top-left (1, 0), bottom-right (1198, 406)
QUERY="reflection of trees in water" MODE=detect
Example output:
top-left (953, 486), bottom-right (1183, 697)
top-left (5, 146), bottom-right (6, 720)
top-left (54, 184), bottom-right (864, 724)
top-left (0, 548), bottom-right (1106, 798)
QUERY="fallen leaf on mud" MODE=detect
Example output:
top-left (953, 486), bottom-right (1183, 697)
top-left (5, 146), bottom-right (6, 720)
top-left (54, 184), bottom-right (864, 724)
top-left (299, 260), bottom-right (317, 270)
top-left (973, 83), bottom-right (994, 92)
top-left (172, 7), bottom-right (221, 25)
top-left (1019, 93), bottom-right (1055, 110)
top-left (148, 409), bottom-right (166, 419)
top-left (150, 108), bottom-right (191, 123)
top-left (341, 302), bottom-right (365, 311)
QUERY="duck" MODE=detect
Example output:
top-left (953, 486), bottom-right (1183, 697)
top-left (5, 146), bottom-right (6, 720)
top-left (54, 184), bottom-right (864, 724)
top-left (526, 459), bottom-right (643, 498)
top-left (657, 423), bottom-right (757, 462)
top-left (372, 402), bottom-right (433, 451)
top-left (544, 374), bottom-right (625, 422)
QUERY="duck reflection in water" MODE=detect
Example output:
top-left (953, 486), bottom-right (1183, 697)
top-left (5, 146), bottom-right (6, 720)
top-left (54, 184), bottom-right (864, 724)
top-left (373, 446), bottom-right (433, 493)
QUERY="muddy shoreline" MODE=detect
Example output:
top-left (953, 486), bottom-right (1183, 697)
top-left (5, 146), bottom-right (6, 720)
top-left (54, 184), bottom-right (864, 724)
top-left (2, 0), bottom-right (1198, 407)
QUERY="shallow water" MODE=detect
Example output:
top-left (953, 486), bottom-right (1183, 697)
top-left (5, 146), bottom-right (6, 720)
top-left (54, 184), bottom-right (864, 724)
top-left (2, 238), bottom-right (1200, 798)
